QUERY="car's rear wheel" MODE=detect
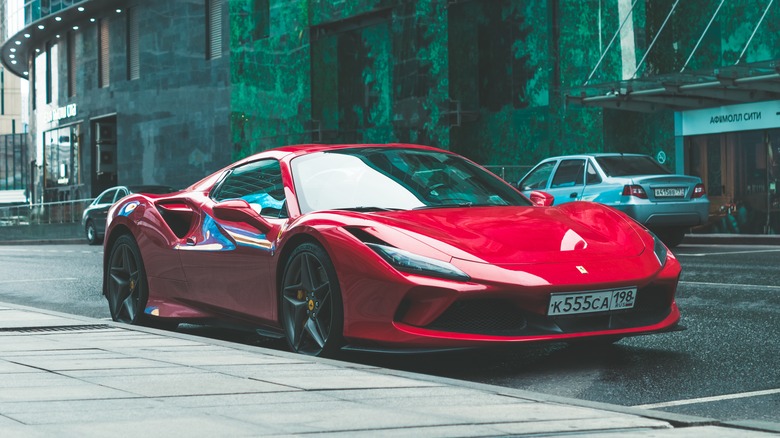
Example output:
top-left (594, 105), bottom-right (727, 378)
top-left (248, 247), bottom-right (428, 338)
top-left (107, 235), bottom-right (149, 325)
top-left (85, 220), bottom-right (101, 245)
top-left (280, 242), bottom-right (344, 357)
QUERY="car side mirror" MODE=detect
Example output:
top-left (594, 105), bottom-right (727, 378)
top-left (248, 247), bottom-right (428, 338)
top-left (529, 190), bottom-right (554, 207)
top-left (213, 199), bottom-right (273, 233)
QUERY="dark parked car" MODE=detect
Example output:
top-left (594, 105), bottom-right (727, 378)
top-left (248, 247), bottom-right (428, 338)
top-left (82, 185), bottom-right (175, 244)
top-left (518, 153), bottom-right (709, 247)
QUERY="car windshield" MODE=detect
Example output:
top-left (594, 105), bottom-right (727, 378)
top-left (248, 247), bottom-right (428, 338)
top-left (291, 147), bottom-right (531, 213)
top-left (595, 155), bottom-right (671, 177)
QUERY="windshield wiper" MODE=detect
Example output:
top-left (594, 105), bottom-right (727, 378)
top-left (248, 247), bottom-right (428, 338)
top-left (413, 202), bottom-right (476, 210)
top-left (335, 206), bottom-right (403, 212)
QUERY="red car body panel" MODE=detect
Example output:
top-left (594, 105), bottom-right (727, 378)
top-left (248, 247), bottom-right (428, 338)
top-left (103, 143), bottom-right (682, 351)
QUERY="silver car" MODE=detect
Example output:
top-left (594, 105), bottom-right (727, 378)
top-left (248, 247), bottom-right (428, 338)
top-left (518, 153), bottom-right (709, 247)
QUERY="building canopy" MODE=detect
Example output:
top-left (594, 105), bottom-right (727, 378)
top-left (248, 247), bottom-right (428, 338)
top-left (566, 0), bottom-right (780, 113)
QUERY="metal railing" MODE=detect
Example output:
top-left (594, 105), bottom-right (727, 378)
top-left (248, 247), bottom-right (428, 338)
top-left (0, 198), bottom-right (93, 227)
top-left (483, 165), bottom-right (532, 185)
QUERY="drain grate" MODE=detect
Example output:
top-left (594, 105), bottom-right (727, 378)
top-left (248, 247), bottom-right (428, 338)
top-left (0, 324), bottom-right (113, 333)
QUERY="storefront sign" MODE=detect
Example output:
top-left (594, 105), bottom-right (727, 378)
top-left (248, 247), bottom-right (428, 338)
top-left (680, 100), bottom-right (780, 136)
top-left (46, 103), bottom-right (78, 123)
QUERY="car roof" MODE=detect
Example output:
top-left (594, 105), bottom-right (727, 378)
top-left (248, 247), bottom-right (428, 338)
top-left (542, 152), bottom-right (651, 161)
top-left (242, 143), bottom-right (446, 162)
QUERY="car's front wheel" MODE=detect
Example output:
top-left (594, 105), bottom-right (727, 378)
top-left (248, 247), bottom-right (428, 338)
top-left (85, 220), bottom-right (101, 245)
top-left (280, 242), bottom-right (344, 357)
top-left (106, 235), bottom-right (149, 325)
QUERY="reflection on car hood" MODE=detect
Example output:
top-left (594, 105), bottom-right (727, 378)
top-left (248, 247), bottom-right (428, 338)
top-left (368, 203), bottom-right (646, 265)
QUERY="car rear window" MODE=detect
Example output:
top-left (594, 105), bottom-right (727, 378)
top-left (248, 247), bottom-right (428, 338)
top-left (595, 156), bottom-right (671, 177)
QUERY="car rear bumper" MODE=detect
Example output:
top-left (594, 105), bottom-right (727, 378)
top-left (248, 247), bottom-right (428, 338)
top-left (616, 200), bottom-right (709, 227)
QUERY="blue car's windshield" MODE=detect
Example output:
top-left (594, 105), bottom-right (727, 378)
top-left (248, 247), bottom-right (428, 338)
top-left (292, 148), bottom-right (530, 213)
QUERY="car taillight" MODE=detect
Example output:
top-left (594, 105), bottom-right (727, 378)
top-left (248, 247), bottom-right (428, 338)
top-left (691, 183), bottom-right (706, 198)
top-left (622, 184), bottom-right (647, 199)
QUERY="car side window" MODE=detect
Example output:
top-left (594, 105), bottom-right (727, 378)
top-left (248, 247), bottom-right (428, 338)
top-left (114, 188), bottom-right (129, 202)
top-left (96, 189), bottom-right (117, 205)
top-left (585, 160), bottom-right (602, 185)
top-left (212, 159), bottom-right (288, 218)
top-left (519, 161), bottom-right (556, 190)
top-left (550, 159), bottom-right (586, 188)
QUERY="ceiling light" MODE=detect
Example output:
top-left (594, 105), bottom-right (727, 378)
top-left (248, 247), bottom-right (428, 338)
top-left (56, 34), bottom-right (61, 38)
top-left (14, 41), bottom-right (20, 45)
top-left (23, 71), bottom-right (28, 76)
top-left (55, 16), bottom-right (62, 21)
top-left (90, 18), bottom-right (96, 22)
top-left (72, 26), bottom-right (79, 30)
top-left (116, 9), bottom-right (122, 13)
top-left (11, 60), bottom-right (16, 64)
top-left (24, 33), bottom-right (31, 38)
top-left (38, 24), bottom-right (45, 29)
top-left (9, 48), bottom-right (15, 52)
top-left (9, 54), bottom-right (15, 59)
top-left (78, 6), bottom-right (85, 12)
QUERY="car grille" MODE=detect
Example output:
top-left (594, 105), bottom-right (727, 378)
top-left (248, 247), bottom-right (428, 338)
top-left (420, 284), bottom-right (674, 336)
top-left (425, 299), bottom-right (527, 335)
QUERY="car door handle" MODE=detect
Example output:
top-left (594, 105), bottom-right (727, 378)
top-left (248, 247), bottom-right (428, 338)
top-left (186, 237), bottom-right (197, 246)
top-left (569, 192), bottom-right (578, 199)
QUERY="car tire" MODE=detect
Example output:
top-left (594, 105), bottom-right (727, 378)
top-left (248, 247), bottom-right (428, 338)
top-left (106, 235), bottom-right (150, 325)
top-left (85, 220), bottom-right (102, 245)
top-left (280, 242), bottom-right (344, 357)
top-left (655, 227), bottom-right (686, 248)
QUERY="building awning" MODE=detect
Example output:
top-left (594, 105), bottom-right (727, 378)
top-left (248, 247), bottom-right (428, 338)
top-left (567, 62), bottom-right (780, 113)
top-left (0, 0), bottom-right (126, 79)
top-left (566, 0), bottom-right (780, 113)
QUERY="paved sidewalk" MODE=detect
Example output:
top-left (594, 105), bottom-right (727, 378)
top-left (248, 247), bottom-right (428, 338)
top-left (0, 302), bottom-right (777, 437)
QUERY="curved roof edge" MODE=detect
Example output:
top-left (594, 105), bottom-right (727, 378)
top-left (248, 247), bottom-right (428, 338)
top-left (1, 0), bottom-right (127, 78)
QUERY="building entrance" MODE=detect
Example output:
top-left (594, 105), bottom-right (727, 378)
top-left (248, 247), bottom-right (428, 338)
top-left (686, 129), bottom-right (780, 234)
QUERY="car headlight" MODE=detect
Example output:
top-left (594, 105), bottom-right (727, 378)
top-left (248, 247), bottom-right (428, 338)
top-left (366, 243), bottom-right (470, 281)
top-left (653, 234), bottom-right (668, 267)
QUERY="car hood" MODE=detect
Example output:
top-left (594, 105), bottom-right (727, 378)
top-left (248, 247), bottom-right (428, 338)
top-left (368, 203), bottom-right (646, 265)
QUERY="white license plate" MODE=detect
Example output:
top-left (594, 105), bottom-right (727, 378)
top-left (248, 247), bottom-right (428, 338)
top-left (654, 187), bottom-right (686, 197)
top-left (548, 288), bottom-right (637, 316)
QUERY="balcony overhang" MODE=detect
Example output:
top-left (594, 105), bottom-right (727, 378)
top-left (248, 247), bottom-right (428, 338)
top-left (1, 0), bottom-right (129, 78)
top-left (567, 63), bottom-right (780, 113)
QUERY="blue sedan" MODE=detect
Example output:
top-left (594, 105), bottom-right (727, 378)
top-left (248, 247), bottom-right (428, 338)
top-left (518, 153), bottom-right (709, 247)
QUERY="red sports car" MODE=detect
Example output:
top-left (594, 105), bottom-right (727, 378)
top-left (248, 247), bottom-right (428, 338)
top-left (103, 144), bottom-right (682, 356)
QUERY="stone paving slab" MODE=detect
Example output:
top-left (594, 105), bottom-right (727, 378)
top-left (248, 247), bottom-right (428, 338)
top-left (0, 302), bottom-right (777, 437)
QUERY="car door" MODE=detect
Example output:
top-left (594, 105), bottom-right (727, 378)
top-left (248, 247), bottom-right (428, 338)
top-left (579, 158), bottom-right (610, 203)
top-left (518, 160), bottom-right (556, 193)
top-left (177, 159), bottom-right (288, 323)
top-left (546, 159), bottom-right (586, 205)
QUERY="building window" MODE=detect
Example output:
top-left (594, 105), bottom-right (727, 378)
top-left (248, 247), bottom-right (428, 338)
top-left (127, 8), bottom-right (139, 80)
top-left (98, 19), bottom-right (110, 88)
top-left (45, 42), bottom-right (52, 103)
top-left (253, 0), bottom-right (270, 40)
top-left (67, 32), bottom-right (76, 97)
top-left (206, 0), bottom-right (223, 60)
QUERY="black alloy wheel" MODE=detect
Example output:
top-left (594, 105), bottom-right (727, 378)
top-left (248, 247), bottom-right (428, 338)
top-left (85, 220), bottom-right (100, 245)
top-left (107, 235), bottom-right (149, 325)
top-left (281, 242), bottom-right (344, 357)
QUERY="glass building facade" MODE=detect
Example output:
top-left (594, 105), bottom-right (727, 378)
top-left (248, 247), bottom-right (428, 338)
top-left (1, 0), bottom-right (779, 232)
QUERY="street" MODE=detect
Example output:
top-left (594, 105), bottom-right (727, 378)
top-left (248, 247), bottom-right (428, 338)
top-left (0, 243), bottom-right (777, 424)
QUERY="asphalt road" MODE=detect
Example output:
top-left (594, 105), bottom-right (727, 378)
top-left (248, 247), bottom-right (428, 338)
top-left (0, 242), bottom-right (777, 424)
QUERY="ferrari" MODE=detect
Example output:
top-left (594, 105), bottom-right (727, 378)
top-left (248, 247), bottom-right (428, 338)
top-left (103, 143), bottom-right (682, 356)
